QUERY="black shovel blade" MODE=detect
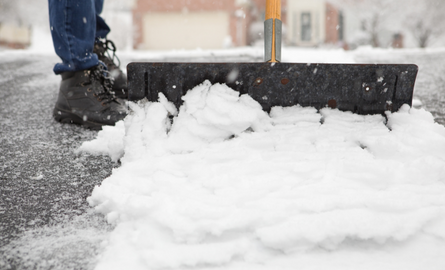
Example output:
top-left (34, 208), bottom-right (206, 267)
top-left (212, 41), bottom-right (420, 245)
top-left (127, 62), bottom-right (418, 115)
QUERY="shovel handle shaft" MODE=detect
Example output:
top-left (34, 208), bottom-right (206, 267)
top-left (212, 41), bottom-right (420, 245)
top-left (265, 0), bottom-right (282, 62)
top-left (266, 0), bottom-right (281, 20)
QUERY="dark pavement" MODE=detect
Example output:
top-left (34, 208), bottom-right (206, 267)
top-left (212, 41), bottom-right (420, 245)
top-left (0, 53), bottom-right (116, 269)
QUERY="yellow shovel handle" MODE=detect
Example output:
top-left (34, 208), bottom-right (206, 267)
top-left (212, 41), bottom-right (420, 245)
top-left (265, 0), bottom-right (281, 62)
top-left (266, 0), bottom-right (281, 21)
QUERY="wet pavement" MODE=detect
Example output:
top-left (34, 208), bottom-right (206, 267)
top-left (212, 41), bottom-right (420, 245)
top-left (0, 53), bottom-right (118, 269)
top-left (0, 50), bottom-right (444, 269)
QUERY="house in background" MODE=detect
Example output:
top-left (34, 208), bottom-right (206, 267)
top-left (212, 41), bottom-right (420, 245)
top-left (287, 0), bottom-right (344, 47)
top-left (0, 23), bottom-right (31, 49)
top-left (131, 0), bottom-right (349, 51)
top-left (133, 0), bottom-right (256, 50)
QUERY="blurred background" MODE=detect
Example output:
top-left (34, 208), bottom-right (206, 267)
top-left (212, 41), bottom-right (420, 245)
top-left (0, 0), bottom-right (444, 52)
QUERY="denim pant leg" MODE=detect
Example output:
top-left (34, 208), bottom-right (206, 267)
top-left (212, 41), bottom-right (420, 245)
top-left (49, 0), bottom-right (109, 74)
top-left (95, 0), bottom-right (111, 39)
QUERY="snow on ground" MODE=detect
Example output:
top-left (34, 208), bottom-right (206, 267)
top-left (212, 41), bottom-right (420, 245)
top-left (79, 76), bottom-right (445, 269)
top-left (2, 45), bottom-right (442, 269)
top-left (0, 210), bottom-right (112, 270)
top-left (119, 46), bottom-right (356, 64)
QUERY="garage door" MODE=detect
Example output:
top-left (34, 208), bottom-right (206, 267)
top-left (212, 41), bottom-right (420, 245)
top-left (142, 11), bottom-right (230, 50)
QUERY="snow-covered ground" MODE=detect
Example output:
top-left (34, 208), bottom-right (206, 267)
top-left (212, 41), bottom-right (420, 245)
top-left (76, 47), bottom-right (445, 270)
top-left (1, 46), bottom-right (444, 270)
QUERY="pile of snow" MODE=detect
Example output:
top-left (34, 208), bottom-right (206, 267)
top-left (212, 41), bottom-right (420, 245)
top-left (79, 81), bottom-right (445, 270)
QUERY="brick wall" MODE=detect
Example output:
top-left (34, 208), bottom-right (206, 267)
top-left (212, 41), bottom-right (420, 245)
top-left (325, 2), bottom-right (339, 44)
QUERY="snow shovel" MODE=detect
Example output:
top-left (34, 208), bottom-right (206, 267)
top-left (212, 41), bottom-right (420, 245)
top-left (126, 0), bottom-right (418, 115)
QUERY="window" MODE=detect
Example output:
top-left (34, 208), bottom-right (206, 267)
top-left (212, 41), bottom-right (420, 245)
top-left (338, 11), bottom-right (344, 41)
top-left (301, 12), bottom-right (311, 41)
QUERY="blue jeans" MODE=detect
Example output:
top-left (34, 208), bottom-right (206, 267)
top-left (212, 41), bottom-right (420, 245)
top-left (48, 0), bottom-right (111, 74)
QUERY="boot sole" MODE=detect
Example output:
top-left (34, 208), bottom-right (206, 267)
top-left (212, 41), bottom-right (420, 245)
top-left (53, 107), bottom-right (103, 130)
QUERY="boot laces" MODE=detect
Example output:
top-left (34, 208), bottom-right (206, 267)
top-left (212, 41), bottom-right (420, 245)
top-left (89, 64), bottom-right (117, 106)
top-left (96, 39), bottom-right (121, 70)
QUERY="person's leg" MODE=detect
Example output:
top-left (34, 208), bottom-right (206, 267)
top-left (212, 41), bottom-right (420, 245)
top-left (94, 0), bottom-right (111, 39)
top-left (94, 0), bottom-right (104, 14)
top-left (48, 0), bottom-right (99, 74)
top-left (49, 0), bottom-right (126, 128)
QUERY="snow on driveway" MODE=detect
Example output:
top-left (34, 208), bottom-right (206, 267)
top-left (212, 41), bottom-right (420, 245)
top-left (81, 79), bottom-right (445, 269)
top-left (1, 47), bottom-right (445, 270)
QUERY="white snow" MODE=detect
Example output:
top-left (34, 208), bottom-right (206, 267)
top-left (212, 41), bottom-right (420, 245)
top-left (80, 77), bottom-right (445, 269)
top-left (29, 27), bottom-right (54, 53)
top-left (117, 45), bottom-right (357, 63)
top-left (0, 210), bottom-right (112, 270)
